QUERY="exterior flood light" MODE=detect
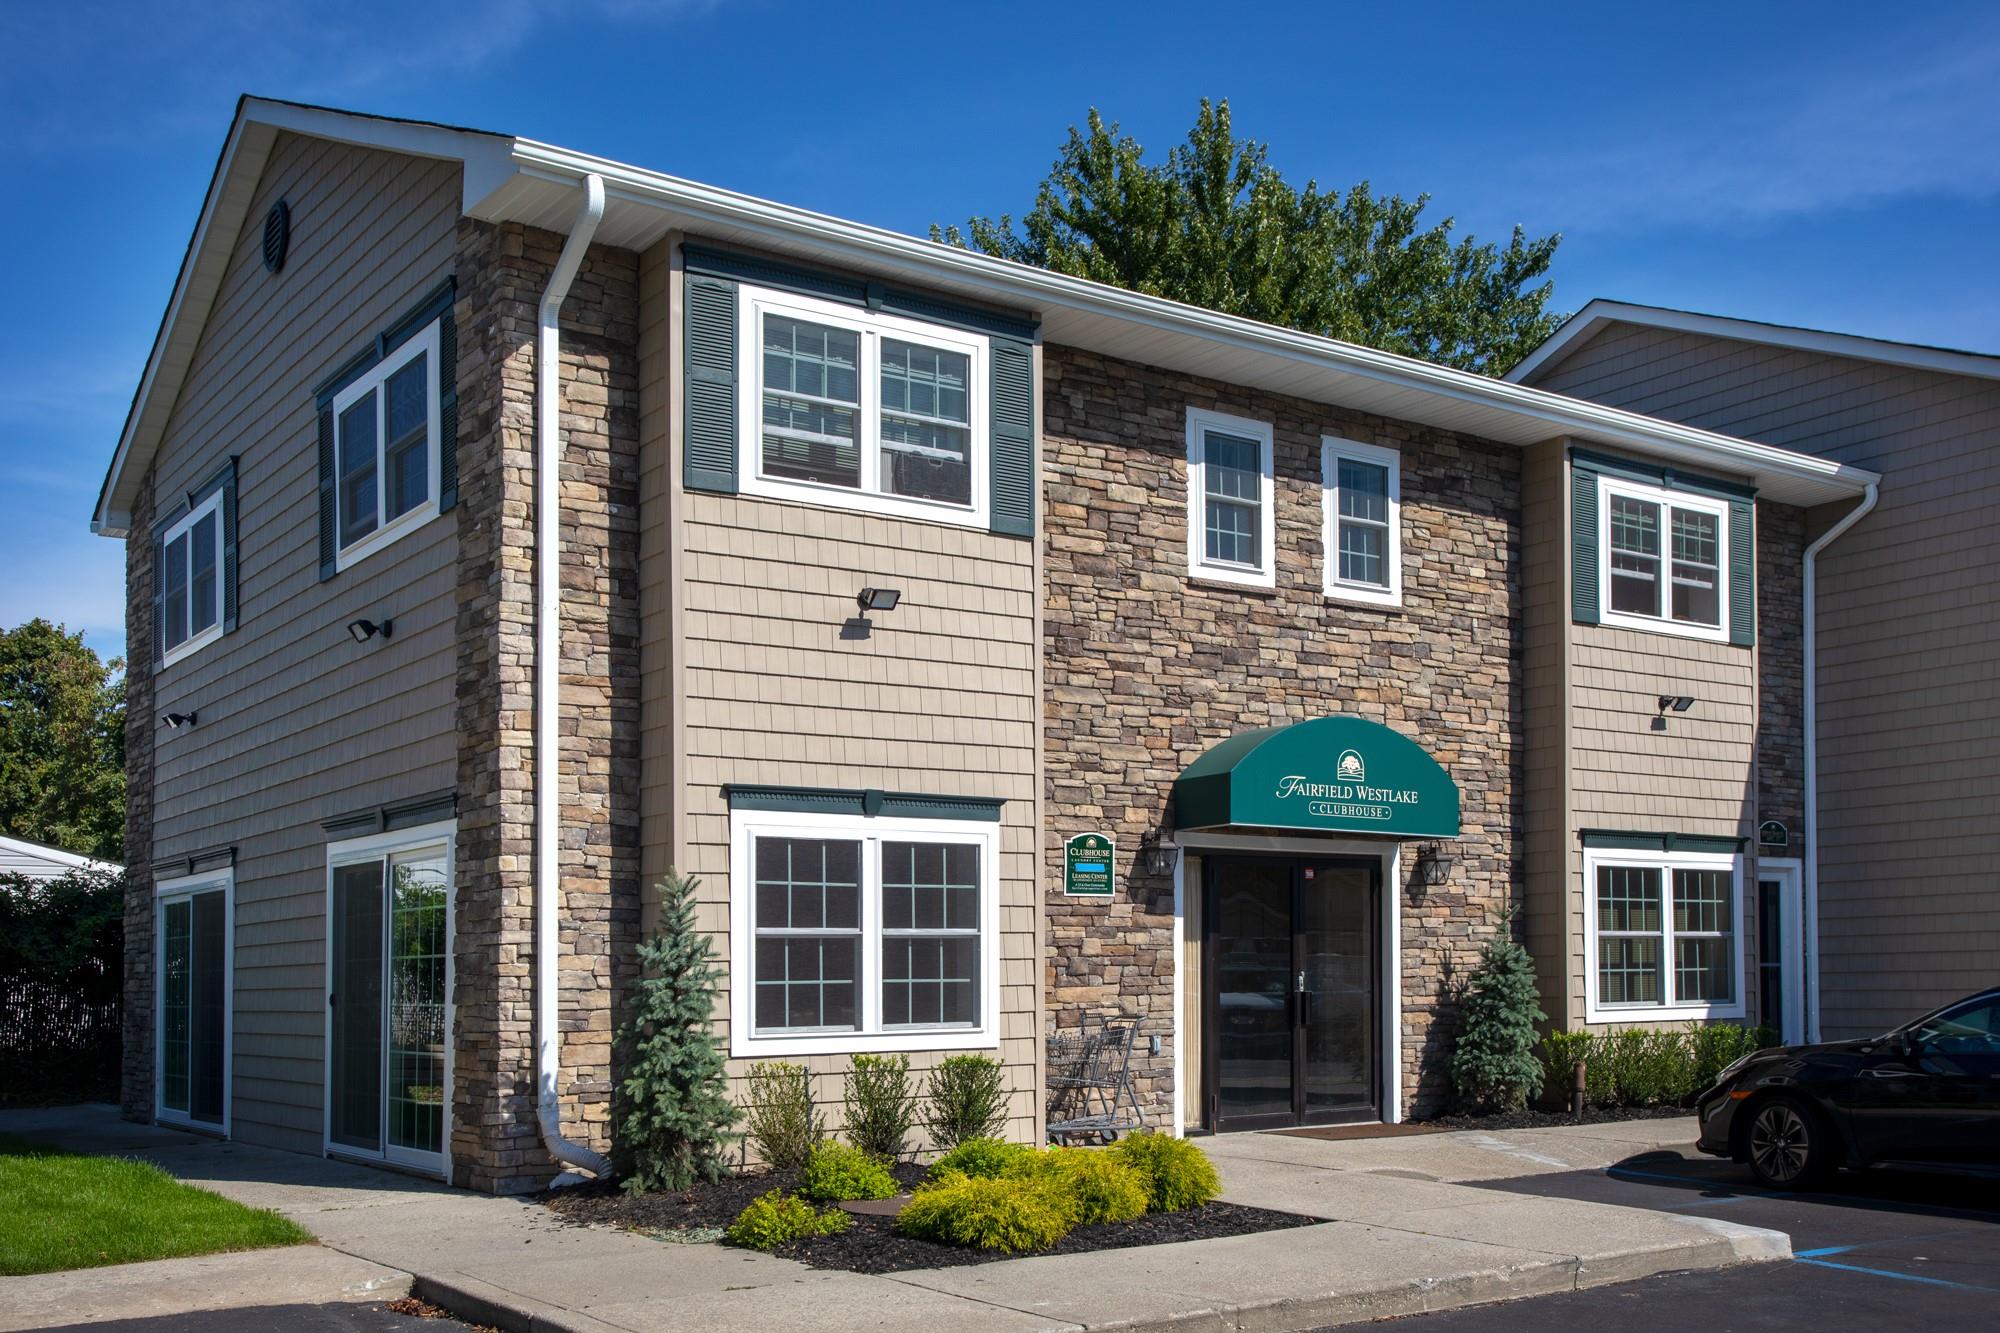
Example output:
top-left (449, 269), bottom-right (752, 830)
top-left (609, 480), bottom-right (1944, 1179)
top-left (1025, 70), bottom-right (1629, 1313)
top-left (857, 587), bottom-right (902, 613)
top-left (161, 712), bottom-right (198, 729)
top-left (347, 618), bottom-right (393, 644)
top-left (1657, 695), bottom-right (1695, 715)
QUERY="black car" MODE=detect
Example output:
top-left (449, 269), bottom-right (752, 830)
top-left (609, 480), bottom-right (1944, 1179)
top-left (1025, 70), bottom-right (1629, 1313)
top-left (1694, 987), bottom-right (2000, 1188)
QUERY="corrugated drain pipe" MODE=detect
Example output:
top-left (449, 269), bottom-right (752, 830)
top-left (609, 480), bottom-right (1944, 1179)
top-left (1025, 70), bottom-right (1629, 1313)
top-left (535, 172), bottom-right (612, 1184)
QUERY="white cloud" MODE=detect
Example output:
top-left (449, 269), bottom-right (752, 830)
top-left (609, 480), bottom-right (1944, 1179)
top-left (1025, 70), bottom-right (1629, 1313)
top-left (1490, 29), bottom-right (2000, 229)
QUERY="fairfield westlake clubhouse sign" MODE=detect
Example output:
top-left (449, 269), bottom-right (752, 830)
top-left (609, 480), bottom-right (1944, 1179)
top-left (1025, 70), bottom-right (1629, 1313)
top-left (1174, 719), bottom-right (1461, 839)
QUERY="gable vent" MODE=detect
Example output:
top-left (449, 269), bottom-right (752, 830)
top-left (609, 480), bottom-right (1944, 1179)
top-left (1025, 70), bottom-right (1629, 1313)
top-left (262, 200), bottom-right (290, 274)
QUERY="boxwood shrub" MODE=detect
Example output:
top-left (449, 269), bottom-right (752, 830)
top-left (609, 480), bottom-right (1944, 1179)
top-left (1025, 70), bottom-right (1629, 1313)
top-left (1534, 1023), bottom-right (1778, 1108)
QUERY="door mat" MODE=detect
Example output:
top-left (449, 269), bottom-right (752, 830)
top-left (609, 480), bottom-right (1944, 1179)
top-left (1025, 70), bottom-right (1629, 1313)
top-left (1268, 1122), bottom-right (1444, 1141)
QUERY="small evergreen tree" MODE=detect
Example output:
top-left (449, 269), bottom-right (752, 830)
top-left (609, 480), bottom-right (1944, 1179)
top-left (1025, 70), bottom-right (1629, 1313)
top-left (612, 870), bottom-right (738, 1193)
top-left (1450, 913), bottom-right (1547, 1113)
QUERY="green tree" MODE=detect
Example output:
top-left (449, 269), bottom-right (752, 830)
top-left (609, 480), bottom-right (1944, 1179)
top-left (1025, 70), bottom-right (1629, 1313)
top-left (612, 870), bottom-right (738, 1193)
top-left (1450, 913), bottom-right (1548, 1112)
top-left (0, 620), bottom-right (125, 861)
top-left (935, 99), bottom-right (1564, 375)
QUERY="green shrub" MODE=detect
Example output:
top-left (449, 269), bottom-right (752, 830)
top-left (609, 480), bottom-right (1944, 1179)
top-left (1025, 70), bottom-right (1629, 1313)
top-left (844, 1054), bottom-right (918, 1161)
top-left (1013, 1147), bottom-right (1148, 1225)
top-left (895, 1172), bottom-right (1077, 1253)
top-left (799, 1140), bottom-right (898, 1202)
top-left (924, 1054), bottom-right (1009, 1149)
top-left (1533, 1024), bottom-right (1784, 1111)
top-left (1537, 1029), bottom-right (1595, 1106)
top-left (1448, 922), bottom-right (1547, 1112)
top-left (723, 1190), bottom-right (850, 1251)
top-left (611, 871), bottom-right (738, 1194)
top-left (930, 1136), bottom-right (1032, 1181)
top-left (744, 1061), bottom-right (820, 1171)
top-left (1105, 1132), bottom-right (1219, 1212)
top-left (1690, 1023), bottom-right (1778, 1087)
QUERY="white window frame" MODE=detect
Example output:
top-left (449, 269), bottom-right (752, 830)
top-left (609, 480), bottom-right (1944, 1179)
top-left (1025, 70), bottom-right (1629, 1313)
top-left (1320, 437), bottom-right (1402, 607)
top-left (159, 490), bottom-right (227, 668)
top-left (331, 321), bottom-right (443, 573)
top-left (322, 819), bottom-right (455, 1178)
top-left (736, 286), bottom-right (991, 529)
top-left (155, 867), bottom-right (233, 1136)
top-left (1597, 475), bottom-right (1731, 643)
top-left (1185, 407), bottom-right (1276, 589)
top-left (728, 808), bottom-right (1002, 1059)
top-left (1583, 846), bottom-right (1746, 1023)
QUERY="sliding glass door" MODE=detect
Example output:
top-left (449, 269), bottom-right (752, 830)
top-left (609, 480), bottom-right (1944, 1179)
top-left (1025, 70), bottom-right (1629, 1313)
top-left (327, 829), bottom-right (451, 1174)
top-left (158, 878), bottom-right (229, 1129)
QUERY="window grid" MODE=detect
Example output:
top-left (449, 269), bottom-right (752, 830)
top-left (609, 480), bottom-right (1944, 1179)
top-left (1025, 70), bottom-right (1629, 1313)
top-left (1601, 478), bottom-right (1731, 637)
top-left (752, 838), bottom-right (864, 1034)
top-left (880, 841), bottom-right (980, 1030)
top-left (1669, 507), bottom-right (1721, 626)
top-left (1608, 494), bottom-right (1661, 616)
top-left (1594, 860), bottom-right (1739, 1012)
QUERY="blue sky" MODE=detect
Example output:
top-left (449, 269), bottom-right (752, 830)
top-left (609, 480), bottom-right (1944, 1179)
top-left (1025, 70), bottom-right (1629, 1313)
top-left (5, 1), bottom-right (1997, 664)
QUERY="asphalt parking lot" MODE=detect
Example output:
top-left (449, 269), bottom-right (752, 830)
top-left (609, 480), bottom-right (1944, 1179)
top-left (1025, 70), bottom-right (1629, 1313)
top-left (1371, 1146), bottom-right (2000, 1330)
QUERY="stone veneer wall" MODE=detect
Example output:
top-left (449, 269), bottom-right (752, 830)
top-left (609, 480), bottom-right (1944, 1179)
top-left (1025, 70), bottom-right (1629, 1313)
top-left (1041, 344), bottom-right (1523, 1124)
top-left (119, 474), bottom-right (158, 1121)
top-left (1756, 504), bottom-right (1806, 844)
top-left (452, 219), bottom-right (643, 1192)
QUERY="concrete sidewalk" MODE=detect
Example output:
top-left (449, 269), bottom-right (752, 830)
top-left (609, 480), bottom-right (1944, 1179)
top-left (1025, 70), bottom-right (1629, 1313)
top-left (0, 1107), bottom-right (1787, 1332)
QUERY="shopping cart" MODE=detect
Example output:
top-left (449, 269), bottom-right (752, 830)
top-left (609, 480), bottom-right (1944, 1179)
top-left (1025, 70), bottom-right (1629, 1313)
top-left (1045, 1013), bottom-right (1145, 1145)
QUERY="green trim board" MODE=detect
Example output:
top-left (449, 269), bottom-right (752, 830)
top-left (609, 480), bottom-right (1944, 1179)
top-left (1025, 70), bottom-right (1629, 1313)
top-left (682, 246), bottom-right (1040, 342)
top-left (1567, 446), bottom-right (1756, 502)
top-left (1578, 829), bottom-right (1747, 854)
top-left (722, 784), bottom-right (1004, 822)
top-left (1174, 716), bottom-right (1460, 838)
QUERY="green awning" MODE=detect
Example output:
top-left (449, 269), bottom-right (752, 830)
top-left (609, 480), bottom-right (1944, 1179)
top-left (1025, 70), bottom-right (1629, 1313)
top-left (1174, 716), bottom-right (1461, 838)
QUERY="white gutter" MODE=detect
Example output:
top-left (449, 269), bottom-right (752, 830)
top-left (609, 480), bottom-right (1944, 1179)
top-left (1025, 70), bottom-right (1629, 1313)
top-left (535, 172), bottom-right (612, 1183)
top-left (1801, 482), bottom-right (1878, 1044)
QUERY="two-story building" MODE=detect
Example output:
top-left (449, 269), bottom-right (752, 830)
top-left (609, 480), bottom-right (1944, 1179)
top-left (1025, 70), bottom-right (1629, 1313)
top-left (99, 99), bottom-right (1875, 1191)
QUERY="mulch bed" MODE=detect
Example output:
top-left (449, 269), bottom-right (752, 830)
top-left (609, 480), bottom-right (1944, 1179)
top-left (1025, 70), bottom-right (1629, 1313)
top-left (1417, 1104), bottom-right (1693, 1132)
top-left (542, 1163), bottom-right (1312, 1274)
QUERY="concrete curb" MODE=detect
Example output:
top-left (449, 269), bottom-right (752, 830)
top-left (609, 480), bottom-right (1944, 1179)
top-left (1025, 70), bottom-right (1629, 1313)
top-left (411, 1271), bottom-right (632, 1333)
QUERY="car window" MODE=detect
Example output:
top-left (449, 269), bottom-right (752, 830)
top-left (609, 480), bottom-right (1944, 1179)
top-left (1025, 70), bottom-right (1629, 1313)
top-left (1912, 999), bottom-right (2000, 1055)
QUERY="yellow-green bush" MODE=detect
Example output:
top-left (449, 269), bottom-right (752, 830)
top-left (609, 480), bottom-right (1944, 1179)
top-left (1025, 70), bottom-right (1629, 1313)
top-left (895, 1171), bottom-right (1077, 1253)
top-left (1106, 1132), bottom-right (1220, 1212)
top-left (799, 1140), bottom-right (898, 1202)
top-left (1011, 1147), bottom-right (1148, 1226)
top-left (929, 1136), bottom-right (1032, 1181)
top-left (723, 1190), bottom-right (850, 1250)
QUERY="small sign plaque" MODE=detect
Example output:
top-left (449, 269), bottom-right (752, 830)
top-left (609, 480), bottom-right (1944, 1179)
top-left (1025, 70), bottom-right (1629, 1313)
top-left (1064, 833), bottom-right (1116, 899)
top-left (1758, 820), bottom-right (1788, 848)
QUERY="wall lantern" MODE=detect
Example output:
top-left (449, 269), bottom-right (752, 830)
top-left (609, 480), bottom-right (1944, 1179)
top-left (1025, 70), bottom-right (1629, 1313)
top-left (857, 587), bottom-right (902, 613)
top-left (1140, 831), bottom-right (1181, 877)
top-left (1413, 840), bottom-right (1453, 887)
top-left (347, 618), bottom-right (393, 644)
top-left (161, 712), bottom-right (198, 730)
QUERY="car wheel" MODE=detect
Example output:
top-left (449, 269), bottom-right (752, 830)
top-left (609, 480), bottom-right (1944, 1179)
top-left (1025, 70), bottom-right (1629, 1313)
top-left (1745, 1097), bottom-right (1832, 1189)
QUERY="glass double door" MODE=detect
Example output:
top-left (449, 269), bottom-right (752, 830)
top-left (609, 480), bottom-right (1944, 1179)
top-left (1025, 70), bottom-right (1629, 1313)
top-left (328, 845), bottom-right (449, 1172)
top-left (1206, 857), bottom-right (1379, 1132)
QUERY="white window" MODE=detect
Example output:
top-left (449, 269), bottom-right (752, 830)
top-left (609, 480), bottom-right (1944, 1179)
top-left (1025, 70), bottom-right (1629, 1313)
top-left (1185, 408), bottom-right (1275, 588)
top-left (1599, 476), bottom-right (1729, 641)
top-left (1584, 848), bottom-right (1745, 1022)
top-left (1321, 437), bottom-right (1402, 606)
top-left (159, 491), bottom-right (225, 666)
top-left (156, 868), bottom-right (231, 1134)
top-left (728, 809), bottom-right (1001, 1058)
top-left (332, 321), bottom-right (442, 571)
top-left (737, 287), bottom-right (990, 528)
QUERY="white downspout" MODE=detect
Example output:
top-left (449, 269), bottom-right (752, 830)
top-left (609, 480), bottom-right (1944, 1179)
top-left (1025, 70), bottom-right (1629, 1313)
top-left (1801, 482), bottom-right (1877, 1044)
top-left (536, 172), bottom-right (612, 1183)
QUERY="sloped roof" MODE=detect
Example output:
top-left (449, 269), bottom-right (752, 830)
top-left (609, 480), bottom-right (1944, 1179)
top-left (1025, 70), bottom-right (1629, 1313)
top-left (1507, 298), bottom-right (2000, 387)
top-left (93, 99), bottom-right (1879, 535)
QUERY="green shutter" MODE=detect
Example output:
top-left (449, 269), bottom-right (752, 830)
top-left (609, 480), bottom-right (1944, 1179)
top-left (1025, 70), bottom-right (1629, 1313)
top-left (151, 530), bottom-right (167, 664)
top-left (989, 337), bottom-right (1034, 538)
top-left (1571, 462), bottom-right (1600, 625)
top-left (438, 301), bottom-right (459, 512)
top-left (684, 275), bottom-right (739, 494)
top-left (1729, 498), bottom-right (1755, 647)
top-left (317, 403), bottom-right (338, 581)
top-left (220, 458), bottom-right (239, 633)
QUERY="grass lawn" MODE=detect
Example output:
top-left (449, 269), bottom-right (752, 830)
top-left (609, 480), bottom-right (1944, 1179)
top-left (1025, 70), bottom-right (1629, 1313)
top-left (0, 1133), bottom-right (310, 1275)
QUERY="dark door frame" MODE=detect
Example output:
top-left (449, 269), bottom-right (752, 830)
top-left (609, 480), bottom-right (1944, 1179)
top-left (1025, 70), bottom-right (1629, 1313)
top-left (1201, 852), bottom-right (1381, 1133)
